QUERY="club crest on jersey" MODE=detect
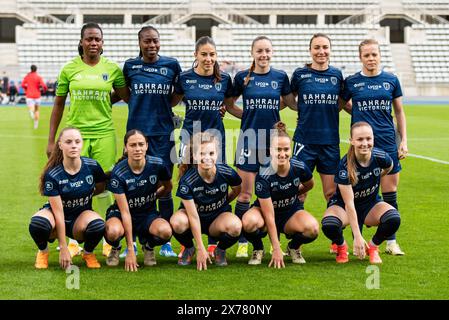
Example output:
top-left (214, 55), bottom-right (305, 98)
top-left (293, 178), bottom-right (300, 187)
top-left (102, 73), bottom-right (109, 81)
top-left (86, 175), bottom-right (93, 185)
top-left (339, 170), bottom-right (348, 180)
top-left (180, 185), bottom-right (189, 194)
top-left (373, 168), bottom-right (381, 176)
top-left (383, 82), bottom-right (390, 90)
top-left (331, 77), bottom-right (338, 85)
top-left (220, 183), bottom-right (227, 192)
top-left (160, 68), bottom-right (168, 76)
top-left (45, 181), bottom-right (53, 191)
top-left (256, 182), bottom-right (263, 192)
top-left (215, 82), bottom-right (222, 91)
top-left (149, 175), bottom-right (157, 185)
top-left (271, 81), bottom-right (278, 89)
top-left (110, 179), bottom-right (119, 189)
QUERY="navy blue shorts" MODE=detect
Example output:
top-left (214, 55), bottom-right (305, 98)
top-left (252, 200), bottom-right (305, 236)
top-left (292, 141), bottom-right (340, 175)
top-left (327, 195), bottom-right (382, 231)
top-left (146, 135), bottom-right (176, 172)
top-left (178, 203), bottom-right (232, 237)
top-left (41, 203), bottom-right (81, 240)
top-left (106, 207), bottom-right (159, 245)
top-left (387, 150), bottom-right (402, 175)
top-left (235, 146), bottom-right (270, 173)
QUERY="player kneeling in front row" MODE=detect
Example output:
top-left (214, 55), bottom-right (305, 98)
top-left (171, 132), bottom-right (242, 271)
top-left (104, 130), bottom-right (173, 271)
top-left (29, 127), bottom-right (106, 269)
top-left (321, 122), bottom-right (401, 264)
top-left (242, 122), bottom-right (318, 267)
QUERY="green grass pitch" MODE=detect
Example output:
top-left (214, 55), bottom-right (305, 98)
top-left (0, 103), bottom-right (448, 299)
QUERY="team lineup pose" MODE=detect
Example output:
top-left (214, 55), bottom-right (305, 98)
top-left (171, 132), bottom-right (242, 270)
top-left (34, 23), bottom-right (407, 269)
top-left (47, 23), bottom-right (129, 258)
top-left (321, 122), bottom-right (401, 264)
top-left (242, 122), bottom-right (318, 267)
top-left (122, 26), bottom-right (182, 258)
top-left (104, 130), bottom-right (173, 271)
top-left (232, 36), bottom-right (296, 258)
top-left (30, 127), bottom-right (107, 269)
top-left (341, 39), bottom-right (407, 255)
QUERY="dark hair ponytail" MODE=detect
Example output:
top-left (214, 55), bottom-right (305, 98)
top-left (78, 22), bottom-right (103, 57)
top-left (270, 121), bottom-right (291, 145)
top-left (244, 36), bottom-right (272, 86)
top-left (194, 36), bottom-right (221, 84)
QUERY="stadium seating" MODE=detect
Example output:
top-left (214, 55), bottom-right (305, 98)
top-left (215, 24), bottom-right (395, 77)
top-left (409, 24), bottom-right (449, 83)
top-left (211, 0), bottom-right (379, 11)
top-left (17, 0), bottom-right (189, 10)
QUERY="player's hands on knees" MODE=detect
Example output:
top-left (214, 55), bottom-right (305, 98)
top-left (219, 106), bottom-right (227, 118)
top-left (125, 251), bottom-right (139, 272)
top-left (398, 142), bottom-right (408, 160)
top-left (353, 236), bottom-right (366, 260)
top-left (196, 246), bottom-right (211, 271)
top-left (59, 247), bottom-right (72, 270)
top-left (46, 142), bottom-right (55, 158)
top-left (268, 247), bottom-right (285, 269)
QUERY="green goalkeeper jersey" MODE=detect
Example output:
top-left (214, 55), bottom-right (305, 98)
top-left (56, 56), bottom-right (126, 138)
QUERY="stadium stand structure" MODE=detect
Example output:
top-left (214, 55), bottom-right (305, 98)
top-left (1, 0), bottom-right (448, 95)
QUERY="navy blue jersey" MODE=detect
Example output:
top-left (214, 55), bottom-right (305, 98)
top-left (341, 71), bottom-right (403, 153)
top-left (254, 158), bottom-right (313, 213)
top-left (176, 164), bottom-right (242, 218)
top-left (123, 56), bottom-right (182, 136)
top-left (174, 69), bottom-right (233, 136)
top-left (234, 68), bottom-right (291, 148)
top-left (290, 65), bottom-right (343, 145)
top-left (107, 155), bottom-right (171, 215)
top-left (43, 157), bottom-right (106, 220)
top-left (334, 148), bottom-right (393, 206)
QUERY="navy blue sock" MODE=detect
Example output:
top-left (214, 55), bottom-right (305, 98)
top-left (372, 209), bottom-right (401, 246)
top-left (173, 230), bottom-right (194, 248)
top-left (146, 235), bottom-right (169, 248)
top-left (235, 201), bottom-right (250, 243)
top-left (29, 216), bottom-right (52, 250)
top-left (243, 229), bottom-right (267, 251)
top-left (207, 236), bottom-right (217, 245)
top-left (287, 232), bottom-right (318, 250)
top-left (321, 216), bottom-right (345, 246)
top-left (105, 234), bottom-right (123, 249)
top-left (159, 194), bottom-right (174, 222)
top-left (217, 233), bottom-right (240, 250)
top-left (383, 192), bottom-right (398, 241)
top-left (84, 219), bottom-right (105, 253)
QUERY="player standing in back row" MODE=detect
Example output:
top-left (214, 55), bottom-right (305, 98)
top-left (340, 39), bottom-right (407, 256)
top-left (122, 25), bottom-right (182, 258)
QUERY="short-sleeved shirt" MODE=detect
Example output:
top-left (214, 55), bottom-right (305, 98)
top-left (43, 157), bottom-right (106, 220)
top-left (341, 71), bottom-right (403, 153)
top-left (233, 68), bottom-right (291, 149)
top-left (333, 148), bottom-right (393, 206)
top-left (254, 158), bottom-right (313, 213)
top-left (176, 164), bottom-right (242, 218)
top-left (174, 69), bottom-right (233, 137)
top-left (107, 155), bottom-right (171, 215)
top-left (123, 56), bottom-right (182, 136)
top-left (56, 56), bottom-right (126, 138)
top-left (290, 66), bottom-right (343, 145)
